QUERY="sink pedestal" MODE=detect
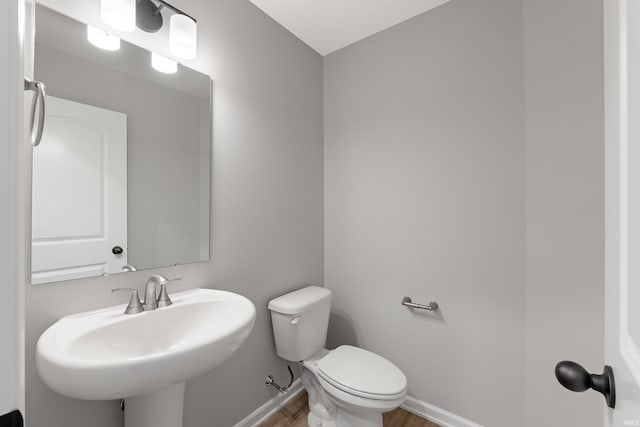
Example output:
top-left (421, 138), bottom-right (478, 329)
top-left (125, 382), bottom-right (186, 427)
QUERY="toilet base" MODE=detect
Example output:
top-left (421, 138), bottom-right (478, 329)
top-left (307, 409), bottom-right (382, 427)
top-left (337, 409), bottom-right (382, 427)
top-left (308, 412), bottom-right (337, 427)
top-left (306, 402), bottom-right (383, 427)
top-left (300, 365), bottom-right (385, 427)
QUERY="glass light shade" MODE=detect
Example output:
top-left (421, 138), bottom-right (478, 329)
top-left (169, 14), bottom-right (197, 60)
top-left (100, 0), bottom-right (136, 32)
top-left (87, 26), bottom-right (121, 51)
top-left (151, 53), bottom-right (178, 74)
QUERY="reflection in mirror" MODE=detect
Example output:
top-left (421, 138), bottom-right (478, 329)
top-left (31, 5), bottom-right (211, 285)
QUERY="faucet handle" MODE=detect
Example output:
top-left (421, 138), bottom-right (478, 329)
top-left (111, 288), bottom-right (144, 314)
top-left (157, 278), bottom-right (182, 308)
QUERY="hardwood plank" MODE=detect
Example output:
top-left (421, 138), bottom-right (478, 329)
top-left (260, 391), bottom-right (439, 427)
top-left (383, 407), bottom-right (439, 427)
top-left (260, 392), bottom-right (309, 427)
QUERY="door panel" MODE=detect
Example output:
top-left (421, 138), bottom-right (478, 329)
top-left (31, 96), bottom-right (127, 284)
top-left (605, 0), bottom-right (640, 424)
top-left (32, 117), bottom-right (105, 239)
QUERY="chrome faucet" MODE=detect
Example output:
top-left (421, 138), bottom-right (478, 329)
top-left (111, 274), bottom-right (182, 314)
top-left (143, 274), bottom-right (181, 310)
top-left (143, 275), bottom-right (162, 310)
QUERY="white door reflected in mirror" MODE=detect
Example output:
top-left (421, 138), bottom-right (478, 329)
top-left (31, 96), bottom-right (127, 284)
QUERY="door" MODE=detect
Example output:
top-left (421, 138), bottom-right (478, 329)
top-left (1, 0), bottom-right (24, 420)
top-left (605, 0), bottom-right (640, 425)
top-left (31, 96), bottom-right (127, 284)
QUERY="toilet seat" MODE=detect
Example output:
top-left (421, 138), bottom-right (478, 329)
top-left (315, 346), bottom-right (407, 401)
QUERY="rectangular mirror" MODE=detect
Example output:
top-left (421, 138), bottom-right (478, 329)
top-left (31, 5), bottom-right (211, 285)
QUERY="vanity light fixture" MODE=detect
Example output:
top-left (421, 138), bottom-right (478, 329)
top-left (100, 0), bottom-right (136, 32)
top-left (100, 0), bottom-right (197, 65)
top-left (151, 52), bottom-right (178, 74)
top-left (111, 0), bottom-right (198, 60)
top-left (87, 25), bottom-right (121, 51)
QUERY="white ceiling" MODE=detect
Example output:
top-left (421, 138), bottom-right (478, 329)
top-left (248, 0), bottom-right (451, 56)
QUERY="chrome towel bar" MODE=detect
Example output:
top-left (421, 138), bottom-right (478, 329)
top-left (401, 296), bottom-right (439, 311)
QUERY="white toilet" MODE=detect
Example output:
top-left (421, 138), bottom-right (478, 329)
top-left (268, 286), bottom-right (408, 427)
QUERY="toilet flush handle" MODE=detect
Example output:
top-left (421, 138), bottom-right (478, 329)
top-left (290, 316), bottom-right (303, 325)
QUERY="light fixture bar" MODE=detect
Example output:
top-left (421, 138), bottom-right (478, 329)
top-left (155, 0), bottom-right (196, 23)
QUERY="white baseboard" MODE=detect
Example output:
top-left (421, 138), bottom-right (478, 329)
top-left (401, 395), bottom-right (483, 427)
top-left (234, 379), bottom-right (304, 427)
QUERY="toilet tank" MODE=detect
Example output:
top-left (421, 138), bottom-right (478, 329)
top-left (268, 286), bottom-right (332, 362)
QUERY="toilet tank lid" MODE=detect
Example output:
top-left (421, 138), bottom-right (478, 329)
top-left (268, 286), bottom-right (332, 315)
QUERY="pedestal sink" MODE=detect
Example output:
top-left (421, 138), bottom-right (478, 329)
top-left (36, 288), bottom-right (256, 427)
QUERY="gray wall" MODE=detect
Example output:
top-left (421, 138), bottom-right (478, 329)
top-left (323, 1), bottom-right (525, 426)
top-left (25, 1), bottom-right (324, 426)
top-left (324, 0), bottom-right (606, 426)
top-left (34, 43), bottom-right (207, 271)
top-left (523, 0), bottom-right (604, 426)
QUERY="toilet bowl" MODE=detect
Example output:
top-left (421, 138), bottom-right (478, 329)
top-left (268, 286), bottom-right (408, 427)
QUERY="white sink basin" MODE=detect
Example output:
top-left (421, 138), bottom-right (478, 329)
top-left (36, 288), bottom-right (256, 401)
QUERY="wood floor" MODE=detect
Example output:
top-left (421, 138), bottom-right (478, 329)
top-left (261, 392), bottom-right (439, 427)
